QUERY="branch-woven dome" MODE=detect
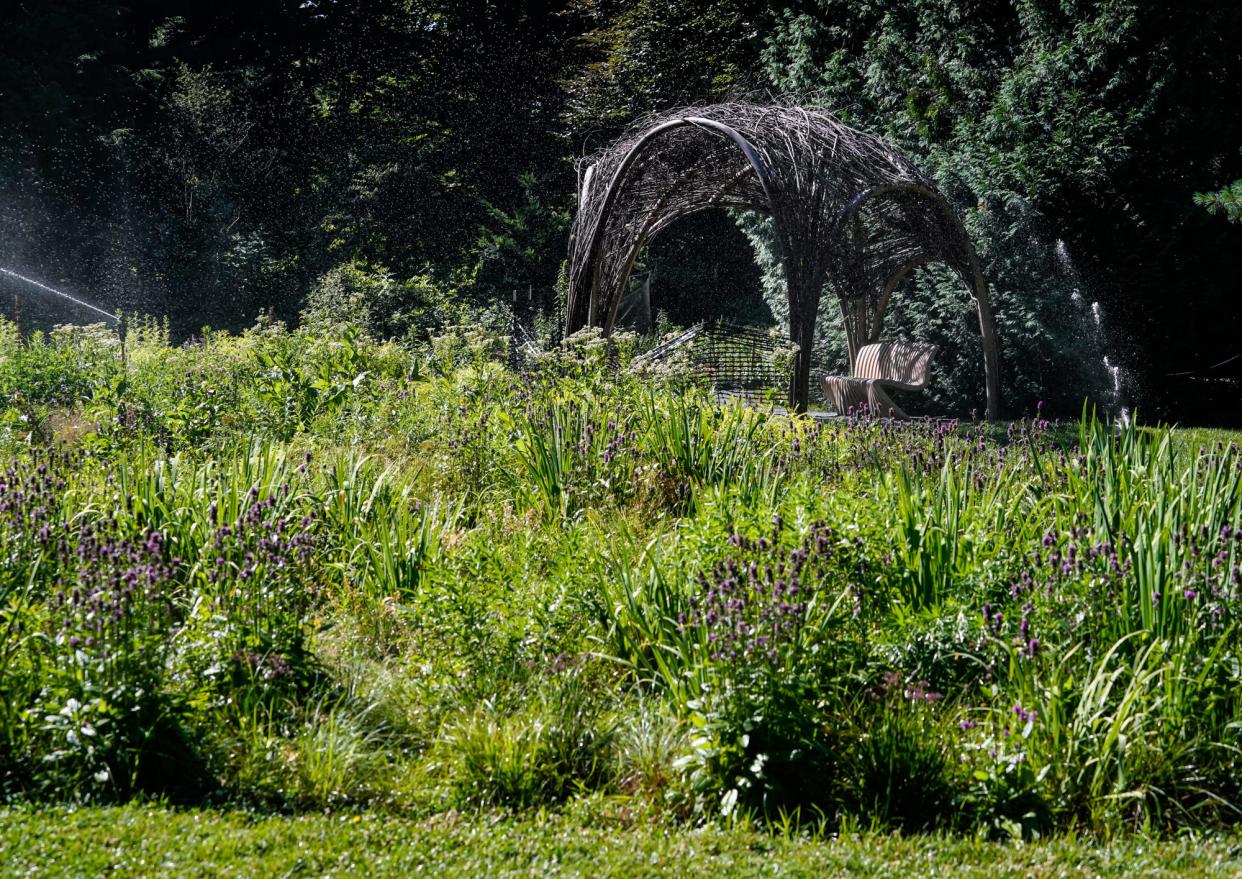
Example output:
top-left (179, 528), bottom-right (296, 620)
top-left (566, 101), bottom-right (1001, 416)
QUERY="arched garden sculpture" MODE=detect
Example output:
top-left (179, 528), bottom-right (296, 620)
top-left (566, 102), bottom-right (1001, 418)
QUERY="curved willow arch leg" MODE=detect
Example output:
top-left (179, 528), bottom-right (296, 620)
top-left (968, 260), bottom-right (1002, 421)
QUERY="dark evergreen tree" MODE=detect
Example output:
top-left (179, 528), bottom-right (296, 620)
top-left (759, 0), bottom-right (1242, 419)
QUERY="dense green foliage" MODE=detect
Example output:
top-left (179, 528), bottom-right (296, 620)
top-left (0, 1), bottom-right (580, 330)
top-left (755, 1), bottom-right (1242, 417)
top-left (565, 0), bottom-right (767, 132)
top-left (1196, 148), bottom-right (1242, 224)
top-left (0, 319), bottom-right (1240, 839)
top-left (3, 2), bottom-right (1240, 419)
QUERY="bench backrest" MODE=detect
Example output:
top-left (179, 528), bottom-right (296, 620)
top-left (852, 341), bottom-right (937, 389)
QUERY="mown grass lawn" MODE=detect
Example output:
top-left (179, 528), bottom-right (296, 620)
top-left (3, 805), bottom-right (1241, 878)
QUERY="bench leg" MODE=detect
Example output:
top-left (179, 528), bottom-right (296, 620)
top-left (867, 382), bottom-right (908, 419)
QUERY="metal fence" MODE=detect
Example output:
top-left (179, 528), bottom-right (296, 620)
top-left (629, 320), bottom-right (788, 397)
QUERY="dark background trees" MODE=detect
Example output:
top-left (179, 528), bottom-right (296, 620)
top-left (2, 1), bottom-right (1239, 420)
top-left (1, 0), bottom-right (584, 327)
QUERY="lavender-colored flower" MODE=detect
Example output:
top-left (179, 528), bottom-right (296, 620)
top-left (1013, 703), bottom-right (1038, 723)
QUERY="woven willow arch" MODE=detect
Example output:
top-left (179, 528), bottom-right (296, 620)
top-left (566, 102), bottom-right (1001, 418)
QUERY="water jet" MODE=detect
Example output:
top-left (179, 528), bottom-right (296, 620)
top-left (0, 267), bottom-right (118, 323)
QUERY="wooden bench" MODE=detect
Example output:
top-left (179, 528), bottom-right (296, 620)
top-left (822, 341), bottom-right (937, 418)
